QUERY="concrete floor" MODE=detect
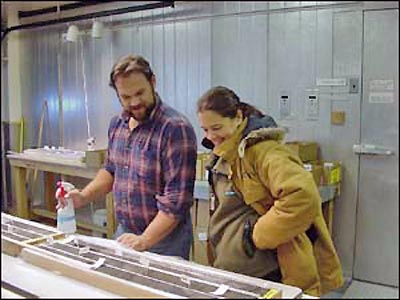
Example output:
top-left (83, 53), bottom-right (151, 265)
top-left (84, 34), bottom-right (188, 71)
top-left (322, 277), bottom-right (399, 299)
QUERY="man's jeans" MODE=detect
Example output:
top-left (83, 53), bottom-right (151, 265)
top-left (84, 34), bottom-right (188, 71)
top-left (113, 213), bottom-right (193, 260)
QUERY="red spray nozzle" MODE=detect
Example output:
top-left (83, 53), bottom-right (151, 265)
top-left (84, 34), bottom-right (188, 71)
top-left (57, 181), bottom-right (66, 197)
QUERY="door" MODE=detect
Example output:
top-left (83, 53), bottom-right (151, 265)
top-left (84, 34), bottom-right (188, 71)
top-left (353, 9), bottom-right (398, 287)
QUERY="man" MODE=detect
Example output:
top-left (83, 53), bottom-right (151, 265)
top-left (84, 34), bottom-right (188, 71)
top-left (57, 54), bottom-right (197, 259)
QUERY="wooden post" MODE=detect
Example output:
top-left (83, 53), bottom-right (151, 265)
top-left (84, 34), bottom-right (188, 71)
top-left (13, 166), bottom-right (29, 219)
top-left (106, 193), bottom-right (115, 238)
top-left (44, 172), bottom-right (56, 213)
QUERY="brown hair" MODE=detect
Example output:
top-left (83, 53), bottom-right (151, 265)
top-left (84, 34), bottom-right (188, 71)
top-left (109, 54), bottom-right (154, 90)
top-left (197, 86), bottom-right (264, 118)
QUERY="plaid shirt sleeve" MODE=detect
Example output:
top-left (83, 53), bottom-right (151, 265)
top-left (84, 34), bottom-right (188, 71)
top-left (157, 121), bottom-right (197, 220)
top-left (103, 116), bottom-right (119, 176)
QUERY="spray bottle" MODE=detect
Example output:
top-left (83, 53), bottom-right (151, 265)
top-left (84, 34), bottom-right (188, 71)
top-left (56, 181), bottom-right (77, 234)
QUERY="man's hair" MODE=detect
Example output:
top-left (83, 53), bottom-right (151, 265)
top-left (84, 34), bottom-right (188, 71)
top-left (109, 54), bottom-right (154, 90)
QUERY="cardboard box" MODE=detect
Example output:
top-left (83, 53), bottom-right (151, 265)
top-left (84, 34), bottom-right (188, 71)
top-left (321, 161), bottom-right (341, 185)
top-left (85, 149), bottom-right (107, 168)
top-left (285, 141), bottom-right (319, 162)
top-left (192, 226), bottom-right (209, 266)
top-left (304, 163), bottom-right (323, 185)
top-left (196, 199), bottom-right (210, 228)
top-left (195, 158), bottom-right (203, 180)
top-left (308, 160), bottom-right (342, 185)
top-left (196, 152), bottom-right (210, 181)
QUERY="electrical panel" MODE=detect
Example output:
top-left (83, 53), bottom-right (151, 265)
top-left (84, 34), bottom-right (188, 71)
top-left (306, 94), bottom-right (319, 120)
top-left (279, 94), bottom-right (291, 119)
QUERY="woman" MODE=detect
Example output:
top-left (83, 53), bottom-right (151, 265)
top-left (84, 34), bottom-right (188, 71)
top-left (197, 86), bottom-right (344, 297)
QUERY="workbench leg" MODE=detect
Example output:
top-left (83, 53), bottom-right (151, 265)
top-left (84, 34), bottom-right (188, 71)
top-left (106, 193), bottom-right (115, 238)
top-left (44, 172), bottom-right (56, 213)
top-left (12, 166), bottom-right (29, 219)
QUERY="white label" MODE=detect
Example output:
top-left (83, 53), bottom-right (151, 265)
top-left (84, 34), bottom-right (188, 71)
top-left (369, 80), bottom-right (394, 91)
top-left (180, 275), bottom-right (191, 285)
top-left (46, 236), bottom-right (54, 245)
top-left (369, 92), bottom-right (394, 103)
top-left (211, 284), bottom-right (230, 296)
top-left (90, 257), bottom-right (106, 270)
top-left (316, 78), bottom-right (347, 86)
top-left (139, 256), bottom-right (150, 268)
top-left (59, 235), bottom-right (75, 244)
top-left (198, 232), bottom-right (207, 241)
top-left (78, 246), bottom-right (90, 255)
top-left (303, 164), bottom-right (312, 171)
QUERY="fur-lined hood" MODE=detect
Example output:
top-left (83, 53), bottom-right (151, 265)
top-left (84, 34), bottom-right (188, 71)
top-left (201, 114), bottom-right (285, 154)
top-left (238, 126), bottom-right (286, 158)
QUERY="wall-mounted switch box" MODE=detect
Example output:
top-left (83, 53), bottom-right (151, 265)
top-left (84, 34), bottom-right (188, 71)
top-left (331, 111), bottom-right (346, 125)
top-left (279, 95), bottom-right (291, 119)
top-left (349, 78), bottom-right (359, 93)
top-left (306, 94), bottom-right (319, 120)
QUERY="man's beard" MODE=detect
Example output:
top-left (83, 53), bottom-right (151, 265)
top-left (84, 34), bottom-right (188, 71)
top-left (122, 89), bottom-right (156, 122)
top-left (127, 102), bottom-right (155, 122)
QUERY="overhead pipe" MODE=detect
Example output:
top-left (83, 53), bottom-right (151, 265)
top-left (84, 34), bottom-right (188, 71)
top-left (1, 1), bottom-right (174, 41)
top-left (18, 1), bottom-right (118, 19)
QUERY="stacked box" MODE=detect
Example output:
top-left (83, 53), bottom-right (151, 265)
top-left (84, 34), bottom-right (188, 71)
top-left (304, 163), bottom-right (323, 185)
top-left (196, 158), bottom-right (203, 180)
top-left (196, 152), bottom-right (210, 180)
top-left (85, 149), bottom-right (107, 168)
top-left (191, 199), bottom-right (210, 266)
top-left (321, 161), bottom-right (341, 185)
top-left (193, 226), bottom-right (209, 266)
top-left (285, 141), bottom-right (319, 162)
top-left (309, 160), bottom-right (342, 185)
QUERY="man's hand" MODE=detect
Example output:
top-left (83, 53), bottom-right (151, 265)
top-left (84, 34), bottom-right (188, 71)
top-left (55, 188), bottom-right (87, 210)
top-left (117, 233), bottom-right (151, 251)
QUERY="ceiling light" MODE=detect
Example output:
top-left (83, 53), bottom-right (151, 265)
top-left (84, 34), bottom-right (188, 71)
top-left (66, 24), bottom-right (79, 42)
top-left (92, 21), bottom-right (104, 39)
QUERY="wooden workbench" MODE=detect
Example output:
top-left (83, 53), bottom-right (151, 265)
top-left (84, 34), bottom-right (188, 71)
top-left (7, 153), bottom-right (116, 238)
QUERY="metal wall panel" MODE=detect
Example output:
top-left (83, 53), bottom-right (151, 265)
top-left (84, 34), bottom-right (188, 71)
top-left (20, 29), bottom-right (61, 149)
top-left (354, 9), bottom-right (399, 287)
top-left (330, 10), bottom-right (363, 278)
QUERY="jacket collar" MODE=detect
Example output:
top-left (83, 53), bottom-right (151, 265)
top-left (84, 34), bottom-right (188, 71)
top-left (213, 118), bottom-right (248, 163)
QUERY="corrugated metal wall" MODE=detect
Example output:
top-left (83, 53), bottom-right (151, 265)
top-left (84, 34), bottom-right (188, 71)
top-left (19, 4), bottom-right (213, 150)
top-left (18, 1), bottom-right (363, 151)
top-left (10, 1), bottom-right (368, 277)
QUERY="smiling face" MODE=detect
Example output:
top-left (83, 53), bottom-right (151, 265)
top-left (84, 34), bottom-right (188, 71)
top-left (198, 109), bottom-right (243, 147)
top-left (115, 72), bottom-right (156, 122)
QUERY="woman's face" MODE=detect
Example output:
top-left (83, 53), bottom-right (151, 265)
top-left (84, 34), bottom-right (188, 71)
top-left (198, 109), bottom-right (242, 147)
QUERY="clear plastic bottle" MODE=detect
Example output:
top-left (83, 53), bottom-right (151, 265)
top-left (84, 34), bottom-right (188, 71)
top-left (56, 181), bottom-right (77, 234)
